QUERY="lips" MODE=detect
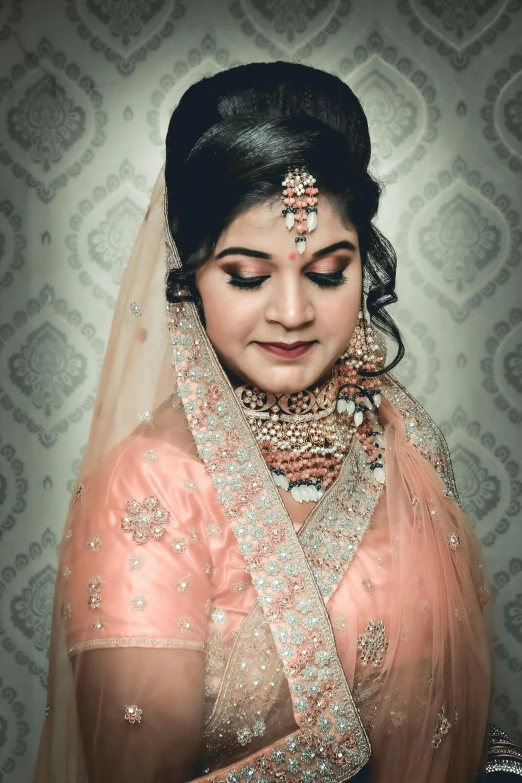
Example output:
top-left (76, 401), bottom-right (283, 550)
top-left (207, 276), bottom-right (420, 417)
top-left (256, 341), bottom-right (315, 359)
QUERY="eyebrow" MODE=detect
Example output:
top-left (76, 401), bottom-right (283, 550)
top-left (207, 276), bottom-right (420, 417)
top-left (215, 240), bottom-right (357, 261)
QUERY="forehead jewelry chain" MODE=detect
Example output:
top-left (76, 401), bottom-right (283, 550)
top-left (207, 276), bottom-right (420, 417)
top-left (281, 167), bottom-right (319, 255)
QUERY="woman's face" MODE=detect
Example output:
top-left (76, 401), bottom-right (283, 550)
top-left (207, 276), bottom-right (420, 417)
top-left (195, 196), bottom-right (362, 395)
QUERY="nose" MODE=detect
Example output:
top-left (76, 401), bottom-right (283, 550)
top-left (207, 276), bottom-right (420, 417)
top-left (264, 274), bottom-right (314, 330)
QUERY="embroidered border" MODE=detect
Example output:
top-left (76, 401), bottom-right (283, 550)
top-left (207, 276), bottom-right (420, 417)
top-left (165, 188), bottom-right (372, 779)
top-left (68, 636), bottom-right (205, 656)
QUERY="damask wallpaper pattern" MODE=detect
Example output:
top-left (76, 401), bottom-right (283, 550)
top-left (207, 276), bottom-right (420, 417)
top-left (0, 0), bottom-right (520, 779)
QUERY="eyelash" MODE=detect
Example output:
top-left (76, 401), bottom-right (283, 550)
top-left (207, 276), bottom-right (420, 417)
top-left (226, 271), bottom-right (348, 290)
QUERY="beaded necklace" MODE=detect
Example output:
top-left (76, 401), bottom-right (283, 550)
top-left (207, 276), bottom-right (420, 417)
top-left (235, 324), bottom-right (386, 503)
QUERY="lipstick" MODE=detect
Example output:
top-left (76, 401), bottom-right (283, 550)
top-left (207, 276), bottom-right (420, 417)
top-left (256, 341), bottom-right (314, 359)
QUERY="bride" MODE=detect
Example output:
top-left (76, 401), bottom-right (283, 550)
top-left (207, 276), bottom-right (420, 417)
top-left (34, 61), bottom-right (520, 782)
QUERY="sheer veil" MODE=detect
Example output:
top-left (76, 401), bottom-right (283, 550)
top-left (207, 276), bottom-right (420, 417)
top-left (34, 162), bottom-right (492, 783)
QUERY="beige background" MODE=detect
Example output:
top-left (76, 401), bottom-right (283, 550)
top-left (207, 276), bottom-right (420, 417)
top-left (0, 0), bottom-right (521, 778)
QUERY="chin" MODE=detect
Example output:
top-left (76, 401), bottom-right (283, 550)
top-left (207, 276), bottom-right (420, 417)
top-left (244, 366), bottom-right (325, 396)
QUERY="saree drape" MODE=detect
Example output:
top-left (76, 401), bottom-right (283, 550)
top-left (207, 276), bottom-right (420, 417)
top-left (33, 165), bottom-right (492, 783)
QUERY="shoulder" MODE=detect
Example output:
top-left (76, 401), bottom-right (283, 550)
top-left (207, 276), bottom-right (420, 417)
top-left (66, 435), bottom-right (214, 550)
top-left (380, 372), bottom-right (462, 507)
top-left (88, 435), bottom-right (210, 511)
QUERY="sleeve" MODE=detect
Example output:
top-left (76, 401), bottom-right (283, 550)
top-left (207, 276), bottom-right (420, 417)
top-left (60, 437), bottom-right (213, 782)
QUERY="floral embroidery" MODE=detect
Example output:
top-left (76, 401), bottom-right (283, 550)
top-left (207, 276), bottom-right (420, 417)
top-left (432, 707), bottom-right (451, 748)
top-left (91, 617), bottom-right (107, 631)
top-left (183, 479), bottom-right (197, 491)
top-left (121, 495), bottom-right (170, 545)
top-left (206, 521), bottom-right (222, 538)
top-left (478, 586), bottom-right (491, 606)
top-left (131, 596), bottom-right (147, 611)
top-left (129, 302), bottom-right (141, 317)
top-left (76, 483), bottom-right (84, 499)
top-left (362, 578), bottom-right (373, 593)
top-left (210, 606), bottom-right (228, 625)
top-left (231, 580), bottom-right (247, 593)
top-left (124, 705), bottom-right (142, 724)
top-left (447, 533), bottom-right (461, 550)
top-left (88, 576), bottom-right (103, 591)
top-left (61, 566), bottom-right (71, 583)
top-left (333, 615), bottom-right (348, 632)
top-left (176, 574), bottom-right (191, 594)
top-left (177, 616), bottom-right (193, 633)
top-left (188, 526), bottom-right (200, 542)
top-left (203, 562), bottom-right (213, 578)
top-left (65, 530), bottom-right (73, 543)
top-left (62, 603), bottom-right (72, 621)
top-left (411, 495), bottom-right (418, 506)
top-left (142, 449), bottom-right (158, 463)
top-left (87, 575), bottom-right (103, 611)
top-left (390, 710), bottom-right (406, 728)
top-left (357, 620), bottom-right (389, 667)
top-left (128, 554), bottom-right (144, 570)
top-left (86, 534), bottom-right (102, 553)
top-left (171, 537), bottom-right (187, 554)
top-left (88, 592), bottom-right (102, 610)
top-left (139, 410), bottom-right (153, 422)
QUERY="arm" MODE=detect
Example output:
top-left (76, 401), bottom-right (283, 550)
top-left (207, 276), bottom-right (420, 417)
top-left (61, 438), bottom-right (213, 782)
top-left (73, 647), bottom-right (206, 782)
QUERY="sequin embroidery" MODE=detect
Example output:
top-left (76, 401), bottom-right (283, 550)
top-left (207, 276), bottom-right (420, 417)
top-left (178, 616), bottom-right (193, 633)
top-left (447, 533), bottom-right (461, 550)
top-left (206, 521), bottom-right (222, 538)
top-left (176, 574), bottom-right (191, 594)
top-left (128, 554), bottom-right (144, 570)
top-left (171, 537), bottom-right (187, 554)
top-left (357, 620), bottom-right (389, 667)
top-left (124, 705), bottom-right (142, 723)
top-left (131, 596), bottom-right (147, 611)
top-left (121, 495), bottom-right (170, 545)
top-left (333, 616), bottom-right (348, 632)
top-left (62, 603), bottom-right (72, 622)
top-left (61, 566), bottom-right (71, 583)
top-left (432, 707), bottom-right (452, 748)
top-left (478, 587), bottom-right (491, 606)
top-left (91, 617), bottom-right (107, 631)
top-left (86, 534), bottom-right (102, 553)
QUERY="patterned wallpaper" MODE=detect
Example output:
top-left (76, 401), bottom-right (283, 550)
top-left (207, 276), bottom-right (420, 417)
top-left (0, 0), bottom-right (521, 779)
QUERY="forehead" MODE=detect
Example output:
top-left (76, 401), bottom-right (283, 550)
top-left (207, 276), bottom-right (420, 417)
top-left (216, 196), bottom-right (355, 249)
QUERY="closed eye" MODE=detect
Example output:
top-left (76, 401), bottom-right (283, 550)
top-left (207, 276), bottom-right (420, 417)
top-left (306, 271), bottom-right (347, 288)
top-left (226, 271), bottom-right (348, 290)
top-left (226, 273), bottom-right (270, 289)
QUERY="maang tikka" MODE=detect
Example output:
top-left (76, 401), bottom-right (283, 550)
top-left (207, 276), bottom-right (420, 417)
top-left (281, 167), bottom-right (318, 254)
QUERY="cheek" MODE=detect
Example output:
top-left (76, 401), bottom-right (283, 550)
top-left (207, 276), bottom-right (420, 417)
top-left (200, 283), bottom-right (257, 345)
top-left (318, 285), bottom-right (360, 336)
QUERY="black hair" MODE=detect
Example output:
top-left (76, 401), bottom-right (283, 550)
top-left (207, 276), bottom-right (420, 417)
top-left (165, 61), bottom-right (404, 377)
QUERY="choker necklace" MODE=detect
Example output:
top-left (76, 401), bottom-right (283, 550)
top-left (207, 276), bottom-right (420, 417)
top-left (235, 349), bottom-right (386, 503)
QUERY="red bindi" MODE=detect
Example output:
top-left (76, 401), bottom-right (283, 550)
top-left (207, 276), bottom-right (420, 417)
top-left (288, 252), bottom-right (296, 260)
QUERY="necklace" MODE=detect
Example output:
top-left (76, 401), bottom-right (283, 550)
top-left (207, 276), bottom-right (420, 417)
top-left (235, 361), bottom-right (385, 503)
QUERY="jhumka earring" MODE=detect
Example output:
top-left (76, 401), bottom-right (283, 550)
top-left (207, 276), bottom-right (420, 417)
top-left (336, 306), bottom-right (386, 485)
top-left (281, 167), bottom-right (318, 254)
